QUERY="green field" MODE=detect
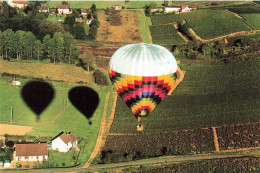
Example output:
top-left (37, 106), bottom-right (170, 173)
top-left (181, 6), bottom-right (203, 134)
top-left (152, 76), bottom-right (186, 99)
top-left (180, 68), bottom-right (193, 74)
top-left (149, 24), bottom-right (186, 45)
top-left (151, 9), bottom-right (250, 40)
top-left (110, 59), bottom-right (260, 134)
top-left (0, 75), bottom-right (112, 165)
top-left (240, 13), bottom-right (260, 30)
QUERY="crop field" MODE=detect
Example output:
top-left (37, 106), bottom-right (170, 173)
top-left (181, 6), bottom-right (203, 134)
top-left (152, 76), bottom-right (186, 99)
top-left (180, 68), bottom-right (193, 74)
top-left (226, 2), bottom-right (260, 14)
top-left (110, 59), bottom-right (260, 134)
top-left (217, 123), bottom-right (260, 150)
top-left (101, 59), bottom-right (260, 162)
top-left (240, 13), bottom-right (260, 30)
top-left (227, 33), bottom-right (260, 45)
top-left (150, 9), bottom-right (250, 40)
top-left (121, 157), bottom-right (260, 172)
top-left (149, 25), bottom-right (186, 45)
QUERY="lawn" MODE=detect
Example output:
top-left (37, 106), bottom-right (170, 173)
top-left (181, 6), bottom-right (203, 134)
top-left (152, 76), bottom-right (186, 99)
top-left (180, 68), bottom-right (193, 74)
top-left (150, 9), bottom-right (251, 40)
top-left (48, 149), bottom-right (80, 167)
top-left (110, 59), bottom-right (260, 134)
top-left (240, 13), bottom-right (260, 30)
top-left (47, 14), bottom-right (65, 23)
top-left (83, 24), bottom-right (90, 35)
top-left (149, 24), bottom-right (186, 45)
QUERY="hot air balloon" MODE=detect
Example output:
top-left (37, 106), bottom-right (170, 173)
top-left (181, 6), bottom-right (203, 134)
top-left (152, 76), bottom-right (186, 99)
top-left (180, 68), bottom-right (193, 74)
top-left (108, 43), bottom-right (178, 131)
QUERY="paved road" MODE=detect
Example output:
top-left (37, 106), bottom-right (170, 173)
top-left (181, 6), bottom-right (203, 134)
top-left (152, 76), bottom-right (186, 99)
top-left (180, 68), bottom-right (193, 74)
top-left (4, 154), bottom-right (259, 173)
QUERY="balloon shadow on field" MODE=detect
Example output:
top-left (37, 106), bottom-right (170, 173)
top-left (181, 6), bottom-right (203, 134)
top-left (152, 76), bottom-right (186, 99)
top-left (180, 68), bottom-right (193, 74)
top-left (21, 81), bottom-right (55, 121)
top-left (68, 86), bottom-right (99, 125)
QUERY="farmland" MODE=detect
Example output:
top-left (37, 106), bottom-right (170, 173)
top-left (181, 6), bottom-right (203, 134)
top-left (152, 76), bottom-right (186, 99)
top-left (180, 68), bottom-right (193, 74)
top-left (150, 9), bottom-right (250, 40)
top-left (110, 59), bottom-right (260, 133)
top-left (100, 59), bottom-right (260, 162)
top-left (0, 61), bottom-right (113, 166)
top-left (240, 13), bottom-right (260, 30)
top-left (120, 157), bottom-right (260, 172)
top-left (149, 25), bottom-right (186, 45)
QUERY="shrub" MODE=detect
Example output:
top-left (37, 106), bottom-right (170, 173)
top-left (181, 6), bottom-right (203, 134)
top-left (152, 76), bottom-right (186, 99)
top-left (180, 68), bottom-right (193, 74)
top-left (93, 70), bottom-right (108, 86)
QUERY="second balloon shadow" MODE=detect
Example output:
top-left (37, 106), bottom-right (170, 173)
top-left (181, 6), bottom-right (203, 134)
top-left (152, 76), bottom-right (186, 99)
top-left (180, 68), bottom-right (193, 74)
top-left (68, 86), bottom-right (99, 125)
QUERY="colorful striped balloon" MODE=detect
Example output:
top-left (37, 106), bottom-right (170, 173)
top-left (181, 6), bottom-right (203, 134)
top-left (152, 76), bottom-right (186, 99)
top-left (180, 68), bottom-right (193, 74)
top-left (109, 43), bottom-right (178, 117)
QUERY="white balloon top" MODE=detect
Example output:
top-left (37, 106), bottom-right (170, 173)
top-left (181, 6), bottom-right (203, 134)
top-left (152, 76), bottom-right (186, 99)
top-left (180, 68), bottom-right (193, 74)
top-left (109, 43), bottom-right (178, 76)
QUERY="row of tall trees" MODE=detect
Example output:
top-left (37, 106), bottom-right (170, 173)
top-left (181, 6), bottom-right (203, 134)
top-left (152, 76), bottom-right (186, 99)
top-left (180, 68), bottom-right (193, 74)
top-left (0, 29), bottom-right (78, 64)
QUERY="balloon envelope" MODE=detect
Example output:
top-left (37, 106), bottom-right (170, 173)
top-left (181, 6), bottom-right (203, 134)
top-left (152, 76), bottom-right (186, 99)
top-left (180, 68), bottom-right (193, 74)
top-left (109, 43), bottom-right (178, 117)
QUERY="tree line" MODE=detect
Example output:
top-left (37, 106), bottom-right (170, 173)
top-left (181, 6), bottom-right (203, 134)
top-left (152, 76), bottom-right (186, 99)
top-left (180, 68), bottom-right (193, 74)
top-left (0, 29), bottom-right (78, 64)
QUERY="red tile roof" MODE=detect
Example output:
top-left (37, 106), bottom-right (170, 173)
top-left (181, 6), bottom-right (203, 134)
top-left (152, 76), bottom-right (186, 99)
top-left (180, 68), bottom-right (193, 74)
top-left (12, 1), bottom-right (28, 4)
top-left (16, 143), bottom-right (48, 156)
top-left (81, 9), bottom-right (87, 13)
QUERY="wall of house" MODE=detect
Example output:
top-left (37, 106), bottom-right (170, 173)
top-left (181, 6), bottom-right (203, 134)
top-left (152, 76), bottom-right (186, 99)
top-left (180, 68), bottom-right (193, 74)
top-left (165, 7), bottom-right (180, 13)
top-left (16, 155), bottom-right (48, 161)
top-left (52, 138), bottom-right (69, 152)
top-left (58, 9), bottom-right (70, 14)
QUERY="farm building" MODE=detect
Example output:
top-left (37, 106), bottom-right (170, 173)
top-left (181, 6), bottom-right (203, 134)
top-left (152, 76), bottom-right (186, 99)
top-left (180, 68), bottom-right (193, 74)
top-left (51, 132), bottom-right (78, 152)
top-left (165, 6), bottom-right (182, 13)
top-left (181, 5), bottom-right (192, 12)
top-left (112, 4), bottom-right (123, 10)
top-left (7, 0), bottom-right (28, 8)
top-left (56, 4), bottom-right (71, 15)
top-left (15, 143), bottom-right (48, 161)
top-left (165, 5), bottom-right (193, 13)
top-left (37, 6), bottom-right (49, 13)
top-left (81, 9), bottom-right (88, 17)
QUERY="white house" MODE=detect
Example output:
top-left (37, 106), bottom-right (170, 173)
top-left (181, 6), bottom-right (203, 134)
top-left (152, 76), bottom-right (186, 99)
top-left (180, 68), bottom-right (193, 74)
top-left (15, 143), bottom-right (48, 162)
top-left (112, 4), bottom-right (122, 10)
top-left (51, 132), bottom-right (78, 153)
top-left (181, 5), bottom-right (192, 12)
top-left (7, 0), bottom-right (28, 8)
top-left (165, 6), bottom-right (182, 13)
top-left (56, 4), bottom-right (71, 15)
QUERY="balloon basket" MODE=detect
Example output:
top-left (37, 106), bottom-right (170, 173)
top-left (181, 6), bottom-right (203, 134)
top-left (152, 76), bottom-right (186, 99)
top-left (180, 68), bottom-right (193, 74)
top-left (137, 125), bottom-right (143, 131)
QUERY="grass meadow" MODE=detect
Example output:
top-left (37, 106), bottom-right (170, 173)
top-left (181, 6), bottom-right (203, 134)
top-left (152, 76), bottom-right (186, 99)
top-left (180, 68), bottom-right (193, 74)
top-left (110, 59), bottom-right (260, 134)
